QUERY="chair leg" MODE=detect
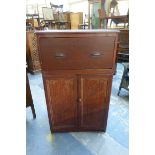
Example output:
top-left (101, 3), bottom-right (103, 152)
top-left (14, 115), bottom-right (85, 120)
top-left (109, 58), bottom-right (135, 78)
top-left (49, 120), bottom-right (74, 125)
top-left (117, 87), bottom-right (121, 96)
top-left (106, 19), bottom-right (108, 29)
top-left (117, 63), bottom-right (129, 96)
top-left (31, 103), bottom-right (36, 119)
top-left (99, 19), bottom-right (101, 29)
top-left (110, 19), bottom-right (112, 28)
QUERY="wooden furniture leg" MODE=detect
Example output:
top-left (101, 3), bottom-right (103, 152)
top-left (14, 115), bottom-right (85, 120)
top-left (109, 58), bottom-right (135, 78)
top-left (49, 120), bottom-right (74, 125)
top-left (118, 63), bottom-right (129, 95)
top-left (31, 103), bottom-right (36, 119)
top-left (26, 70), bottom-right (36, 119)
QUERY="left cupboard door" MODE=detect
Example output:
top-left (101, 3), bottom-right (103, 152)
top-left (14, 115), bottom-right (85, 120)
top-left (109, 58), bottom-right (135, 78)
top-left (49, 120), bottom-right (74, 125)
top-left (44, 75), bottom-right (78, 132)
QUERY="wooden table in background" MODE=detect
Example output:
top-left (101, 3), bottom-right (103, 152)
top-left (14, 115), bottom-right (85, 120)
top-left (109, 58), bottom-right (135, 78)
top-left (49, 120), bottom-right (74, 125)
top-left (99, 15), bottom-right (128, 28)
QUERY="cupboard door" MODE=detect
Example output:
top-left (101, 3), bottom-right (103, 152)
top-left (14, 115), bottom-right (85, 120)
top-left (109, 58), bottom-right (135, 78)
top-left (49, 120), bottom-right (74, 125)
top-left (45, 75), bottom-right (78, 131)
top-left (78, 75), bottom-right (112, 131)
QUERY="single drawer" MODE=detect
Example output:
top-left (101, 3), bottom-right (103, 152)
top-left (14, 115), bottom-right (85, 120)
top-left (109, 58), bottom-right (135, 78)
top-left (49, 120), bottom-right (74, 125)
top-left (38, 36), bottom-right (116, 70)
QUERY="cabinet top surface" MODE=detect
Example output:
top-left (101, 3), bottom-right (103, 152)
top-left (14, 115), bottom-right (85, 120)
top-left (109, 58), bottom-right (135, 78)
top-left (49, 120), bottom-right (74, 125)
top-left (35, 29), bottom-right (120, 35)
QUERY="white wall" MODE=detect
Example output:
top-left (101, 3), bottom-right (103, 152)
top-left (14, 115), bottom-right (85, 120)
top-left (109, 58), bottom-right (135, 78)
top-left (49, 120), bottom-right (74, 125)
top-left (68, 0), bottom-right (88, 16)
top-left (26, 0), bottom-right (88, 14)
top-left (117, 0), bottom-right (129, 15)
top-left (26, 0), bottom-right (70, 14)
top-left (26, 0), bottom-right (70, 18)
top-left (47, 0), bottom-right (70, 11)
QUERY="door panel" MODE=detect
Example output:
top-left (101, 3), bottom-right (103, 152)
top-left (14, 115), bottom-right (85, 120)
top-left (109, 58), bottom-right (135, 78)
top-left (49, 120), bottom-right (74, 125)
top-left (79, 75), bottom-right (112, 131)
top-left (45, 75), bottom-right (77, 131)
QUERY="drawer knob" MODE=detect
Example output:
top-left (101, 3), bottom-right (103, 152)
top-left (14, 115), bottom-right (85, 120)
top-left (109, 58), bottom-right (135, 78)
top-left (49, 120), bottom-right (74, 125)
top-left (55, 52), bottom-right (65, 58)
top-left (90, 52), bottom-right (102, 57)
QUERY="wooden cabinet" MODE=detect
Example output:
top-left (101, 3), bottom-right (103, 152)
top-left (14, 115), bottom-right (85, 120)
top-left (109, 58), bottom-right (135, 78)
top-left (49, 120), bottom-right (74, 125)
top-left (70, 12), bottom-right (83, 29)
top-left (63, 12), bottom-right (71, 29)
top-left (36, 30), bottom-right (119, 132)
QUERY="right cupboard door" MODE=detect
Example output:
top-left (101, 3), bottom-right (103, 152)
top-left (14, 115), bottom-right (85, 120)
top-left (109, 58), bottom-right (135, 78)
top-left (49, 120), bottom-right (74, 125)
top-left (78, 75), bottom-right (112, 131)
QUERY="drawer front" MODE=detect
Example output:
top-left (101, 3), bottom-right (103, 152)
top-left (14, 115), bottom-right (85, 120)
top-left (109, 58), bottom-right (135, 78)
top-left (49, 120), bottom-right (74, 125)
top-left (39, 36), bottom-right (116, 70)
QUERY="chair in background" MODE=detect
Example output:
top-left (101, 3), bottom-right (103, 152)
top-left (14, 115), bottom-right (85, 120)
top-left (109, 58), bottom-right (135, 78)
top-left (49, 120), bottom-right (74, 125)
top-left (114, 29), bottom-right (129, 75)
top-left (117, 29), bottom-right (129, 63)
top-left (109, 0), bottom-right (129, 28)
top-left (118, 63), bottom-right (129, 96)
top-left (50, 3), bottom-right (69, 29)
top-left (42, 7), bottom-right (56, 29)
top-left (98, 0), bottom-right (128, 29)
top-left (26, 4), bottom-right (41, 30)
top-left (78, 14), bottom-right (88, 29)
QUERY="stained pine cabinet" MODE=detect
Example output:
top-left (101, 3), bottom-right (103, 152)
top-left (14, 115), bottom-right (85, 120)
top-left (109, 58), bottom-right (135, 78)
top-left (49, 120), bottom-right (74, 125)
top-left (36, 30), bottom-right (119, 132)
